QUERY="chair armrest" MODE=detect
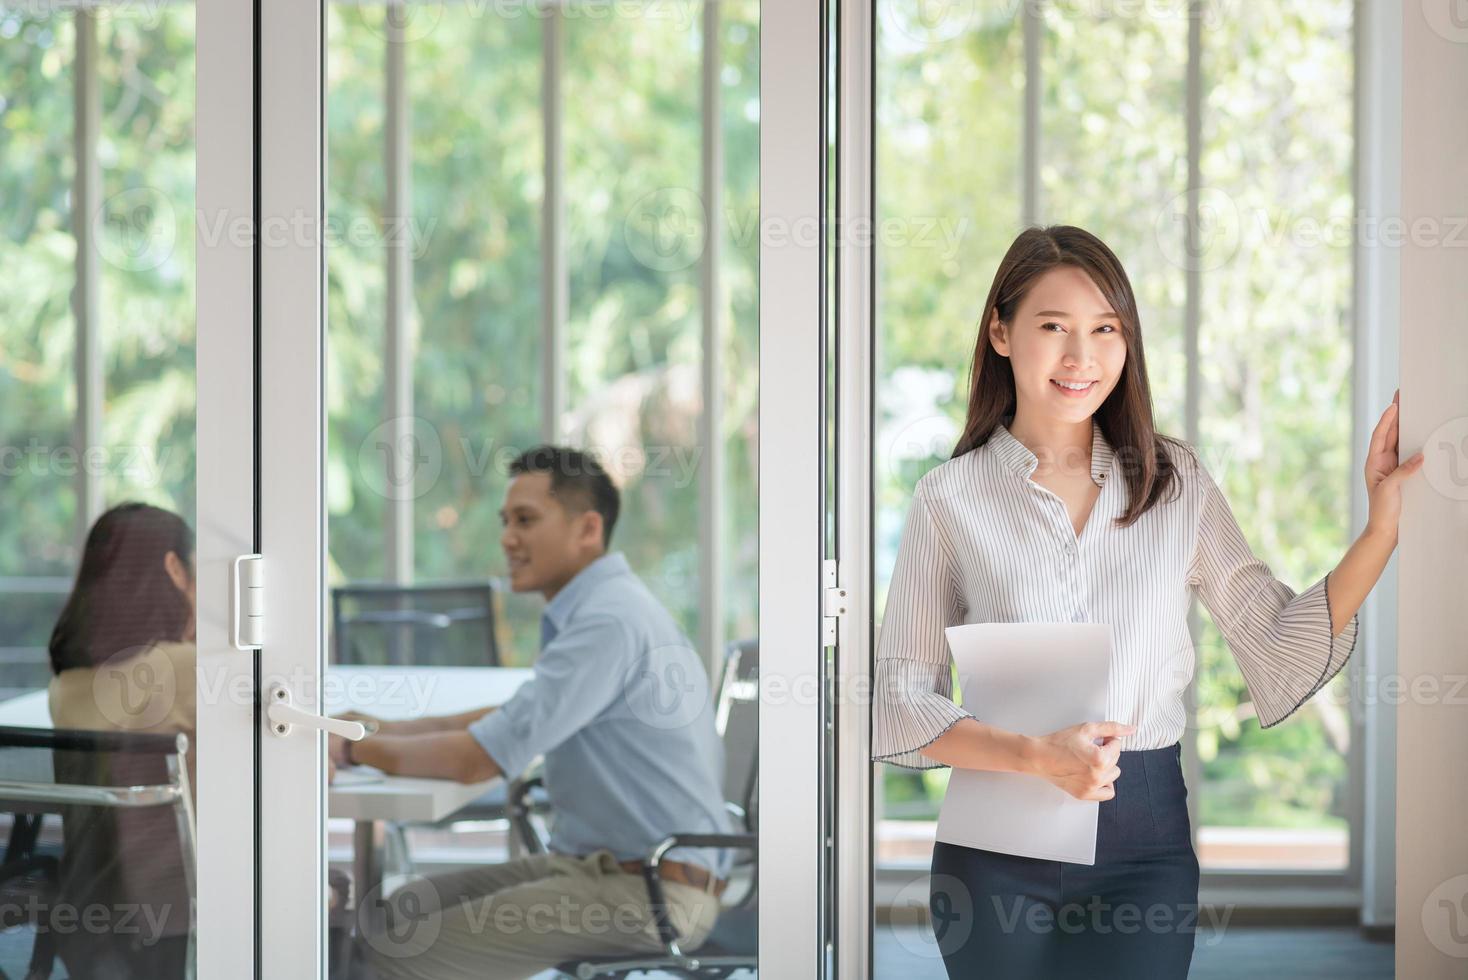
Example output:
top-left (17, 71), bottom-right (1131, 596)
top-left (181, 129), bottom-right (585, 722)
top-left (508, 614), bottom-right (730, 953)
top-left (0, 726), bottom-right (186, 756)
top-left (651, 833), bottom-right (756, 856)
top-left (506, 775), bottom-right (547, 855)
top-left (640, 832), bottom-right (757, 955)
top-left (508, 775), bottom-right (543, 803)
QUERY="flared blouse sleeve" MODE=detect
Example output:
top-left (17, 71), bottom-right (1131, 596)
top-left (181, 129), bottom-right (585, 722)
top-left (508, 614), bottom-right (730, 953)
top-left (872, 489), bottom-right (974, 770)
top-left (1186, 452), bottom-right (1360, 729)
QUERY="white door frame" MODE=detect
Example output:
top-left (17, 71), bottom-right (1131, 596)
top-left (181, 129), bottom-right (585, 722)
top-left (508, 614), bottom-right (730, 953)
top-left (195, 0), bottom-right (263, 975)
top-left (831, 0), bottom-right (875, 975)
top-left (760, 1), bottom-right (829, 976)
top-left (256, 0), bottom-right (329, 974)
top-left (240, 0), bottom-right (833, 976)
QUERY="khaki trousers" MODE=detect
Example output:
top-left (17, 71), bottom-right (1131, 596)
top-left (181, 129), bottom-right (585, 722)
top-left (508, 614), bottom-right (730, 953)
top-left (360, 851), bottom-right (721, 980)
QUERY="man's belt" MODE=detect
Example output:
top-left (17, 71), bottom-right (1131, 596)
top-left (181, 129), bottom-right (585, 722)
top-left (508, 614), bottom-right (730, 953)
top-left (617, 858), bottom-right (727, 898)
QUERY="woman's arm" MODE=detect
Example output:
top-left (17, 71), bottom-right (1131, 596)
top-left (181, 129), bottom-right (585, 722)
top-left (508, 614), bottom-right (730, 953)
top-left (1327, 390), bottom-right (1424, 634)
top-left (1323, 530), bottom-right (1397, 636)
top-left (919, 718), bottom-right (1037, 773)
top-left (922, 717), bottom-right (1135, 802)
top-left (1184, 393), bottom-right (1422, 728)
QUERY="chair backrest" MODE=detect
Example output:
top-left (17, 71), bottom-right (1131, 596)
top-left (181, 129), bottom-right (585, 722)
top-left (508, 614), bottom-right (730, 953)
top-left (714, 638), bottom-right (758, 830)
top-left (0, 725), bottom-right (194, 978)
top-left (330, 581), bottom-right (499, 667)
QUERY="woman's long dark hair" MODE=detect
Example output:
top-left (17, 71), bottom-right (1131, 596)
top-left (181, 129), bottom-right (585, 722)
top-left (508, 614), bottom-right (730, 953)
top-left (952, 225), bottom-right (1187, 529)
top-left (48, 503), bottom-right (195, 674)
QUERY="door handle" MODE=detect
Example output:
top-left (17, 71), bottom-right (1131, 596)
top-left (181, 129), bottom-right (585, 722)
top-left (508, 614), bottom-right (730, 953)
top-left (265, 683), bottom-right (369, 740)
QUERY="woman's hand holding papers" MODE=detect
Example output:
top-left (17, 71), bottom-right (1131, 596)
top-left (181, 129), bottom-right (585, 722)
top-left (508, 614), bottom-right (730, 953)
top-left (1031, 721), bottom-right (1135, 801)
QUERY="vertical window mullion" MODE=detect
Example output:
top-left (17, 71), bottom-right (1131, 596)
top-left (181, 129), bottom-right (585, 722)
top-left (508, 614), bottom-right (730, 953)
top-left (1021, 1), bottom-right (1040, 226)
top-left (698, 0), bottom-right (725, 673)
top-left (541, 7), bottom-right (567, 443)
top-left (72, 9), bottom-right (104, 544)
top-left (1183, 0), bottom-right (1205, 852)
top-left (384, 14), bottom-right (414, 584)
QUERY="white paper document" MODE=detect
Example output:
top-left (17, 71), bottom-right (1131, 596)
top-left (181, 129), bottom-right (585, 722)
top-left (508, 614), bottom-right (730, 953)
top-left (934, 622), bottom-right (1113, 865)
top-left (331, 767), bottom-right (386, 787)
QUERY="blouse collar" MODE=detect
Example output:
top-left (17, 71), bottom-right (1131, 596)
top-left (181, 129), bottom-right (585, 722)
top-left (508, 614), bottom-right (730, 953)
top-left (988, 416), bottom-right (1114, 488)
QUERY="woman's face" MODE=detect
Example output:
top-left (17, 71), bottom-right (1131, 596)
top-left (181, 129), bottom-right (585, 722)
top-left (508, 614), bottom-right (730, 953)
top-left (989, 265), bottom-right (1127, 424)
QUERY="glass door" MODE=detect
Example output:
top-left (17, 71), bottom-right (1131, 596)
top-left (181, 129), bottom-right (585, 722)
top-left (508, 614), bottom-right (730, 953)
top-left (840, 0), bottom-right (1369, 975)
top-left (255, 1), bottom-right (829, 977)
top-left (0, 0), bottom-right (258, 976)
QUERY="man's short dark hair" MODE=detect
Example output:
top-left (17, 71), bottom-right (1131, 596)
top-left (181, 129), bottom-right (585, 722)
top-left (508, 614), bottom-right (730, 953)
top-left (507, 445), bottom-right (621, 548)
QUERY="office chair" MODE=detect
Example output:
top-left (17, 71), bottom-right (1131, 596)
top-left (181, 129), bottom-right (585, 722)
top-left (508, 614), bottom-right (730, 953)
top-left (330, 580), bottom-right (501, 668)
top-left (549, 637), bottom-right (760, 980)
top-left (0, 725), bottom-right (195, 980)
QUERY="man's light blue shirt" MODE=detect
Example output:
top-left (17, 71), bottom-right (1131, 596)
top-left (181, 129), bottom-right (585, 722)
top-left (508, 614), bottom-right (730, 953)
top-left (469, 551), bottom-right (732, 874)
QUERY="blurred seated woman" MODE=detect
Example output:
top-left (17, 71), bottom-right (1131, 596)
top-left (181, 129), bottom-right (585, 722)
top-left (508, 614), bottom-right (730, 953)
top-left (47, 502), bottom-right (196, 979)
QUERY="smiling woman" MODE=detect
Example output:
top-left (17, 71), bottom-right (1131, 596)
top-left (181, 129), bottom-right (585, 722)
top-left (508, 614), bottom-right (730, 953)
top-left (872, 11), bottom-right (1369, 941)
top-left (868, 224), bottom-right (1405, 978)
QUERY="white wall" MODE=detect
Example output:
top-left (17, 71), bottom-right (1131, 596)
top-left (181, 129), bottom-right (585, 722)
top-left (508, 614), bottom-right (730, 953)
top-left (1396, 2), bottom-right (1468, 976)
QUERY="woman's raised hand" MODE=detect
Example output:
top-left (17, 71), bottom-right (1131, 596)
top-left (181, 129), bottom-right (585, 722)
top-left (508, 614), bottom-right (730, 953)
top-left (1031, 720), bottom-right (1135, 801)
top-left (1364, 388), bottom-right (1425, 542)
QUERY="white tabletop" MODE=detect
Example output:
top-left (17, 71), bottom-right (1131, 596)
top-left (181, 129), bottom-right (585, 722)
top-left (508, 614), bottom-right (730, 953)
top-left (0, 692), bottom-right (48, 730)
top-left (0, 665), bottom-right (535, 825)
top-left (327, 666), bottom-right (532, 822)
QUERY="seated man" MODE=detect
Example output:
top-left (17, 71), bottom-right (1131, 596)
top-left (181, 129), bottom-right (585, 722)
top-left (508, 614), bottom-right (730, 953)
top-left (334, 445), bottom-right (731, 980)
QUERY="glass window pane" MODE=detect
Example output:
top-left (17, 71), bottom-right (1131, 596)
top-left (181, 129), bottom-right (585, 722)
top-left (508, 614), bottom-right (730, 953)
top-left (0, 5), bottom-right (198, 975)
top-left (1039, 2), bottom-right (1188, 432)
top-left (873, 0), bottom-right (1024, 874)
top-left (323, 4), bottom-right (760, 975)
top-left (1197, 0), bottom-right (1355, 871)
top-left (873, 0), bottom-right (1359, 968)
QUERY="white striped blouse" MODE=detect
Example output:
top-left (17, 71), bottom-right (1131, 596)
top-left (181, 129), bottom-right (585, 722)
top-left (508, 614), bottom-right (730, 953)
top-left (872, 415), bottom-right (1360, 769)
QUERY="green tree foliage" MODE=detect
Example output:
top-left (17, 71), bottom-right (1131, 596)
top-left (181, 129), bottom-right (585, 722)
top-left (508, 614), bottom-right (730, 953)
top-left (323, 2), bottom-right (759, 664)
top-left (874, 0), bottom-right (1355, 837)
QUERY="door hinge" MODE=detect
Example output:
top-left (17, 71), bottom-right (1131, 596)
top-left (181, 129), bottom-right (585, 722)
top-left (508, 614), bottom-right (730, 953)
top-left (232, 554), bottom-right (264, 650)
top-left (822, 558), bottom-right (846, 647)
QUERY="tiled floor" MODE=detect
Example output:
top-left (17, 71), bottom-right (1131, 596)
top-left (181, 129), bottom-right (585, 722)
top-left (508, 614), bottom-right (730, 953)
top-left (1, 922), bottom-right (1391, 977)
top-left (874, 924), bottom-right (1394, 979)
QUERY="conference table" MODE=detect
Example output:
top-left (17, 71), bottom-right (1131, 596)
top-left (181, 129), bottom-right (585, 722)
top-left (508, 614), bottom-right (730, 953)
top-left (0, 664), bottom-right (535, 901)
